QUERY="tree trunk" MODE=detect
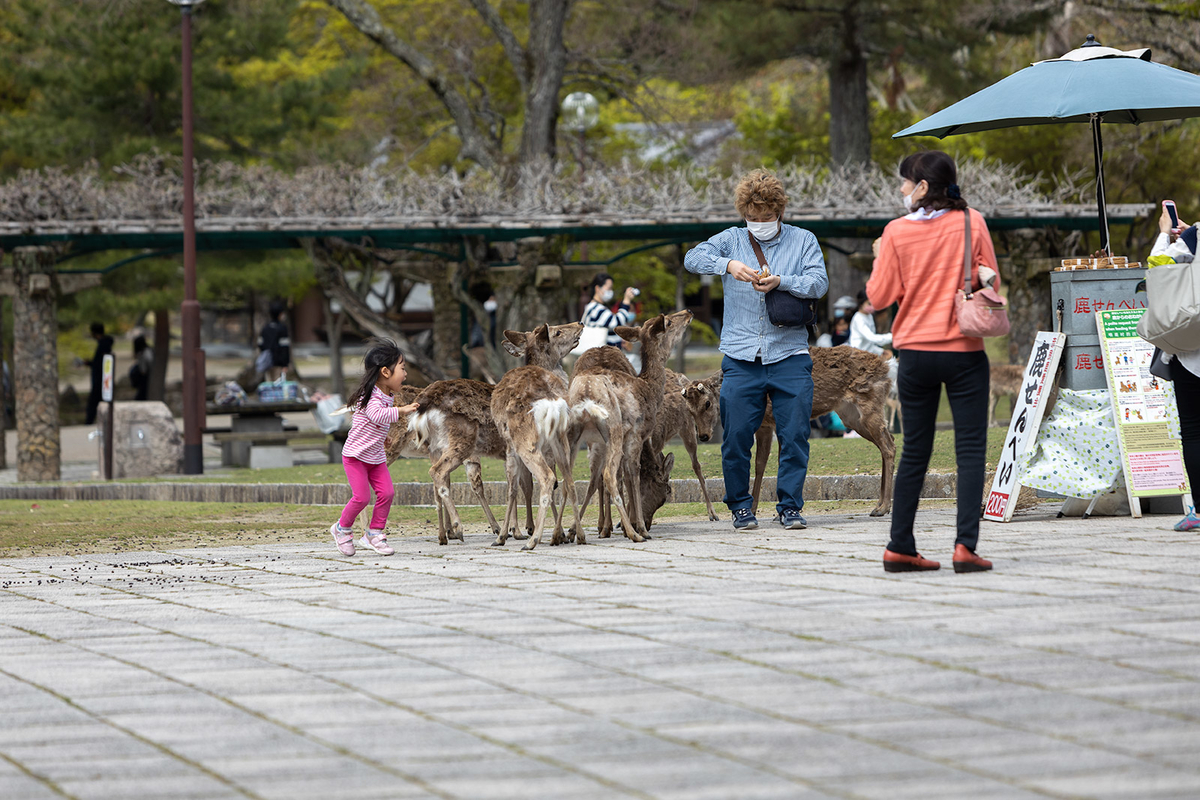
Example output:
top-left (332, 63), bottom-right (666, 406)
top-left (0, 291), bottom-right (6, 470)
top-left (430, 269), bottom-right (463, 378)
top-left (828, 12), bottom-right (871, 168)
top-left (149, 307), bottom-right (170, 402)
top-left (519, 0), bottom-right (569, 166)
top-left (326, 297), bottom-right (345, 397)
top-left (13, 248), bottom-right (60, 482)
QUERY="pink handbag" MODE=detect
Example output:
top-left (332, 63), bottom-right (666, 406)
top-left (954, 210), bottom-right (1010, 338)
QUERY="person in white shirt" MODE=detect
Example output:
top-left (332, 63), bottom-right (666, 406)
top-left (848, 290), bottom-right (892, 356)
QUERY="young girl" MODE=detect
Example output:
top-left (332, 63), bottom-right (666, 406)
top-left (331, 339), bottom-right (419, 556)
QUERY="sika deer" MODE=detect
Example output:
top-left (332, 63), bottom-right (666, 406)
top-left (490, 322), bottom-right (584, 550)
top-left (568, 311), bottom-right (693, 542)
top-left (384, 386), bottom-right (505, 545)
top-left (405, 379), bottom-right (510, 546)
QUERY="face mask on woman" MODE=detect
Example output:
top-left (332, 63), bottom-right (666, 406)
top-left (746, 218), bottom-right (780, 241)
top-left (601, 288), bottom-right (614, 303)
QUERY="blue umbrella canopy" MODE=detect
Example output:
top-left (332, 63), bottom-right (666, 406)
top-left (894, 36), bottom-right (1200, 251)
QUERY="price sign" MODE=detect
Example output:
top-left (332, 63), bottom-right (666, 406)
top-left (984, 332), bottom-right (1067, 522)
top-left (1096, 308), bottom-right (1190, 518)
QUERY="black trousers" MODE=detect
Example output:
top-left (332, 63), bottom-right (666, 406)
top-left (888, 349), bottom-right (989, 556)
top-left (1169, 357), bottom-right (1200, 499)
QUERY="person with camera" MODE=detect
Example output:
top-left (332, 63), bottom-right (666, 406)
top-left (684, 168), bottom-right (828, 532)
top-left (867, 150), bottom-right (999, 574)
top-left (580, 272), bottom-right (638, 349)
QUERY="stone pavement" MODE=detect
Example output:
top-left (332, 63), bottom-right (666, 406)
top-left (3, 505), bottom-right (1200, 800)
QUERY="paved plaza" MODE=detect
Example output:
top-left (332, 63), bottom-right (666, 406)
top-left (3, 504), bottom-right (1200, 799)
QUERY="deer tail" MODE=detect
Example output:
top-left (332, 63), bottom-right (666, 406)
top-left (409, 408), bottom-right (442, 451)
top-left (532, 398), bottom-right (571, 442)
top-left (570, 399), bottom-right (610, 427)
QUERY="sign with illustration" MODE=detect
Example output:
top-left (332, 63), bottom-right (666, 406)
top-left (1096, 308), bottom-right (1190, 516)
top-left (101, 354), bottom-right (114, 403)
top-left (985, 332), bottom-right (1067, 522)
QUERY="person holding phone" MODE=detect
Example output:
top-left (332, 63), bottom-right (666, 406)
top-left (684, 169), bottom-right (828, 533)
top-left (1148, 203), bottom-right (1200, 531)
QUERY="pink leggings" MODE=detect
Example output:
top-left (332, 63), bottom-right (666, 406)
top-left (339, 456), bottom-right (396, 531)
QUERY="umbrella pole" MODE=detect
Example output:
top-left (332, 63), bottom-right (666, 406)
top-left (1091, 114), bottom-right (1111, 256)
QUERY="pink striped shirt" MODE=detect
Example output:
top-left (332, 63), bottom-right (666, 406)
top-left (342, 386), bottom-right (401, 464)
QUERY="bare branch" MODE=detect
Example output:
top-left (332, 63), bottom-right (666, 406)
top-left (464, 0), bottom-right (530, 94)
top-left (323, 0), bottom-right (498, 169)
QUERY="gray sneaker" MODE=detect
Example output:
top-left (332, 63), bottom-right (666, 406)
top-left (732, 508), bottom-right (758, 530)
top-left (779, 508), bottom-right (807, 530)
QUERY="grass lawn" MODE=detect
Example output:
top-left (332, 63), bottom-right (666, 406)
top-left (3, 497), bottom-right (940, 558)
top-left (178, 428), bottom-right (1008, 486)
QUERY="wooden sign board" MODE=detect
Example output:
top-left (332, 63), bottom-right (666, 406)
top-left (1095, 308), bottom-right (1191, 518)
top-left (984, 331), bottom-right (1067, 522)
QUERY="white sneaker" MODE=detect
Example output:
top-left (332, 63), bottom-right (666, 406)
top-left (844, 430), bottom-right (862, 439)
top-left (359, 531), bottom-right (394, 556)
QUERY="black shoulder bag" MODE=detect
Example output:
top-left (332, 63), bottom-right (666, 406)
top-left (747, 232), bottom-right (819, 332)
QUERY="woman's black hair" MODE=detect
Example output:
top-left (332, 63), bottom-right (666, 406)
top-left (588, 272), bottom-right (614, 293)
top-left (347, 338), bottom-right (404, 410)
top-left (856, 289), bottom-right (869, 308)
top-left (898, 150), bottom-right (968, 212)
top-left (133, 335), bottom-right (147, 354)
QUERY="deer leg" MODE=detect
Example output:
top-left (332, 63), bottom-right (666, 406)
top-left (680, 424), bottom-right (718, 521)
top-left (518, 463), bottom-right (534, 540)
top-left (838, 397), bottom-right (895, 516)
top-left (494, 452), bottom-right (520, 546)
top-left (987, 393), bottom-right (999, 427)
top-left (552, 433), bottom-right (584, 546)
top-left (430, 445), bottom-right (471, 542)
top-left (603, 428), bottom-right (643, 543)
top-left (624, 437), bottom-right (652, 540)
top-left (522, 451), bottom-right (557, 552)
top-left (751, 424), bottom-right (773, 518)
top-left (465, 459), bottom-right (501, 536)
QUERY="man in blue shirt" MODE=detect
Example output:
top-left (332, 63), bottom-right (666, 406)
top-left (684, 169), bottom-right (828, 531)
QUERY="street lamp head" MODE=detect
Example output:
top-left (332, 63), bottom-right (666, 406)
top-left (561, 92), bottom-right (600, 132)
top-left (165, 0), bottom-right (207, 7)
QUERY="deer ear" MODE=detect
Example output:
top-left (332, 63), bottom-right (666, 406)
top-left (503, 330), bottom-right (523, 346)
top-left (615, 325), bottom-right (638, 342)
top-left (534, 323), bottom-right (549, 341)
top-left (663, 453), bottom-right (675, 473)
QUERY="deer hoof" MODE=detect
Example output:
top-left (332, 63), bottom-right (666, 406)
top-left (521, 542), bottom-right (538, 551)
top-left (626, 532), bottom-right (645, 543)
top-left (510, 529), bottom-right (529, 540)
top-left (490, 537), bottom-right (506, 547)
top-left (869, 506), bottom-right (890, 517)
top-left (708, 512), bottom-right (720, 521)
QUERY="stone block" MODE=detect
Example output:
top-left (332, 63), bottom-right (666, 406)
top-left (249, 445), bottom-right (294, 469)
top-left (97, 402), bottom-right (183, 479)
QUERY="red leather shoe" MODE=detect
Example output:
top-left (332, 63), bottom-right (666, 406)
top-left (953, 544), bottom-right (992, 573)
top-left (883, 549), bottom-right (941, 572)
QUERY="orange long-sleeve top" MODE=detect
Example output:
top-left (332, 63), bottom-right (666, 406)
top-left (866, 208), bottom-right (1000, 353)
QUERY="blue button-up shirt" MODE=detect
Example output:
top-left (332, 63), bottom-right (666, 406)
top-left (684, 224), bottom-right (828, 364)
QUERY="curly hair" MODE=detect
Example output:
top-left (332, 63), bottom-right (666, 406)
top-left (734, 169), bottom-right (788, 219)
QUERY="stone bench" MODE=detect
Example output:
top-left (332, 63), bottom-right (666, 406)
top-left (211, 430), bottom-right (330, 469)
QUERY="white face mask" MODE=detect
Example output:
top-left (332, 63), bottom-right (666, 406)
top-left (601, 288), bottom-right (614, 303)
top-left (483, 299), bottom-right (497, 313)
top-left (746, 218), bottom-right (780, 241)
top-left (903, 192), bottom-right (917, 213)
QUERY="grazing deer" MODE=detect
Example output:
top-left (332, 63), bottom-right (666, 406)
top-left (704, 345), bottom-right (895, 518)
top-left (568, 311), bottom-right (693, 542)
top-left (569, 345), bottom-right (681, 536)
top-left (490, 322), bottom-right (584, 550)
top-left (989, 363), bottom-right (1024, 427)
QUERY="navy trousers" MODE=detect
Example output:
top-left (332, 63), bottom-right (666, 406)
top-left (719, 353), bottom-right (814, 514)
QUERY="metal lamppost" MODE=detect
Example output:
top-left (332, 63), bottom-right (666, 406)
top-left (166, 0), bottom-right (205, 474)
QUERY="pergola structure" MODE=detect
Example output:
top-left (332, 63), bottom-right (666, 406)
top-left (0, 158), bottom-right (1152, 481)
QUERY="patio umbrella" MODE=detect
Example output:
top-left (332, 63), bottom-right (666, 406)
top-left (894, 35), bottom-right (1200, 253)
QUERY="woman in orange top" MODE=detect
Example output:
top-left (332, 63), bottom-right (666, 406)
top-left (866, 150), bottom-right (997, 574)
